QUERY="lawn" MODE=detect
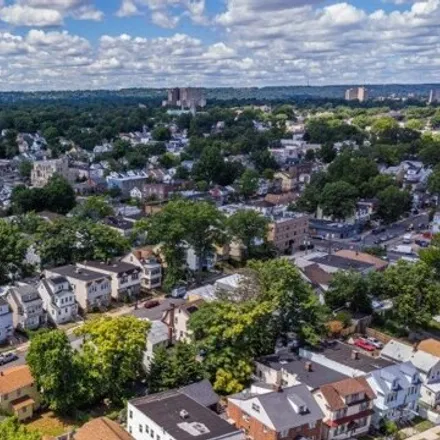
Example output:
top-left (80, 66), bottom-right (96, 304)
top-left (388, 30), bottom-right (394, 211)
top-left (413, 419), bottom-right (435, 433)
top-left (25, 411), bottom-right (78, 437)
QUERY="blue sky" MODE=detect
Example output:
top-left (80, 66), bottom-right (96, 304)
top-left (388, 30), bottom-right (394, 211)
top-left (0, 0), bottom-right (437, 90)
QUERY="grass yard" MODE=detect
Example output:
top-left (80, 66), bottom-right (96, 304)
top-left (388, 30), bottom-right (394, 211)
top-left (25, 411), bottom-right (78, 437)
top-left (414, 419), bottom-right (435, 433)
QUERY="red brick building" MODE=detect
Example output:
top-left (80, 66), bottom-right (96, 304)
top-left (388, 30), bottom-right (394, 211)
top-left (227, 384), bottom-right (324, 440)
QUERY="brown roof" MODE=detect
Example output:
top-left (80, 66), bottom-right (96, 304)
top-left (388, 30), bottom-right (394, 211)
top-left (319, 377), bottom-right (376, 411)
top-left (181, 299), bottom-right (205, 316)
top-left (75, 417), bottom-right (133, 440)
top-left (334, 250), bottom-right (388, 271)
top-left (0, 365), bottom-right (34, 395)
top-left (265, 192), bottom-right (299, 206)
top-left (302, 264), bottom-right (333, 287)
top-left (11, 396), bottom-right (35, 411)
top-left (418, 339), bottom-right (440, 358)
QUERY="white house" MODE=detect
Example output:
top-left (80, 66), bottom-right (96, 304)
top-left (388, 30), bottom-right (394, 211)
top-left (38, 276), bottom-right (78, 326)
top-left (0, 298), bottom-right (13, 343)
top-left (185, 247), bottom-right (216, 272)
top-left (367, 362), bottom-right (421, 426)
top-left (142, 320), bottom-right (169, 371)
top-left (76, 260), bottom-right (141, 301)
top-left (5, 283), bottom-right (46, 331)
top-left (122, 251), bottom-right (162, 291)
top-left (127, 387), bottom-right (243, 440)
top-left (381, 340), bottom-right (440, 409)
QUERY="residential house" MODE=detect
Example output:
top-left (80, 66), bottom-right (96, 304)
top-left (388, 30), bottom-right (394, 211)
top-left (162, 299), bottom-right (205, 343)
top-left (300, 264), bottom-right (333, 303)
top-left (367, 362), bottom-right (421, 426)
top-left (76, 260), bottom-right (141, 301)
top-left (106, 171), bottom-right (149, 196)
top-left (381, 339), bottom-right (440, 409)
top-left (127, 383), bottom-right (241, 440)
top-left (314, 377), bottom-right (376, 440)
top-left (300, 341), bottom-right (394, 378)
top-left (142, 320), bottom-right (169, 371)
top-left (227, 383), bottom-right (324, 440)
top-left (333, 250), bottom-right (388, 271)
top-left (45, 265), bottom-right (111, 312)
top-left (31, 157), bottom-right (70, 188)
top-left (309, 219), bottom-right (358, 240)
top-left (122, 250), bottom-right (162, 291)
top-left (0, 365), bottom-right (40, 421)
top-left (274, 171), bottom-right (296, 192)
top-left (142, 183), bottom-right (176, 201)
top-left (0, 298), bottom-right (13, 343)
top-left (38, 276), bottom-right (79, 325)
top-left (74, 417), bottom-right (134, 440)
top-left (268, 212), bottom-right (309, 255)
top-left (102, 216), bottom-right (136, 237)
top-left (5, 283), bottom-right (45, 331)
top-left (130, 187), bottom-right (143, 200)
top-left (185, 246), bottom-right (217, 272)
top-left (255, 350), bottom-right (348, 390)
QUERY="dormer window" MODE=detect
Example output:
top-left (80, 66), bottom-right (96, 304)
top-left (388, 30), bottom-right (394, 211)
top-left (413, 374), bottom-right (418, 384)
top-left (252, 403), bottom-right (260, 413)
top-left (392, 379), bottom-right (399, 390)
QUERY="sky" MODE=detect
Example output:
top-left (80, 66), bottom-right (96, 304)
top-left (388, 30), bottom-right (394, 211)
top-left (0, 0), bottom-right (438, 91)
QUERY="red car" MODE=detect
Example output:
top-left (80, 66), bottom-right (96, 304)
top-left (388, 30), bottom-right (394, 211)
top-left (354, 338), bottom-right (376, 352)
top-left (144, 300), bottom-right (160, 309)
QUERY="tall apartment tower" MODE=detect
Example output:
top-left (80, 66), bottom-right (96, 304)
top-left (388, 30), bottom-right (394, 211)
top-left (345, 86), bottom-right (368, 102)
top-left (428, 89), bottom-right (440, 104)
top-left (163, 87), bottom-right (206, 108)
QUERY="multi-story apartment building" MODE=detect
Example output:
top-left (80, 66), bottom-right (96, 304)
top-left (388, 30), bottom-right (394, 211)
top-left (122, 251), bottom-right (162, 291)
top-left (163, 87), bottom-right (206, 108)
top-left (106, 171), bottom-right (149, 197)
top-left (367, 362), bottom-right (421, 426)
top-left (30, 157), bottom-right (70, 188)
top-left (268, 212), bottom-right (309, 255)
top-left (38, 276), bottom-right (78, 326)
top-left (127, 386), bottom-right (242, 440)
top-left (77, 260), bottom-right (141, 301)
top-left (45, 265), bottom-right (112, 312)
top-left (314, 377), bottom-right (376, 440)
top-left (227, 383), bottom-right (324, 440)
top-left (345, 87), bottom-right (368, 102)
top-left (0, 298), bottom-right (13, 343)
top-left (0, 365), bottom-right (40, 421)
top-left (5, 283), bottom-right (45, 331)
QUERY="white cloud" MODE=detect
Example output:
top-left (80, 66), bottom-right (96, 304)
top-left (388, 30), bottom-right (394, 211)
top-left (116, 0), bottom-right (140, 17)
top-left (151, 10), bottom-right (180, 28)
top-left (0, 0), bottom-right (104, 26)
top-left (0, 5), bottom-right (63, 26)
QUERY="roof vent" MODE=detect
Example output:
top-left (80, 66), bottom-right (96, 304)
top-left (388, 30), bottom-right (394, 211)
top-left (180, 409), bottom-right (189, 419)
top-left (305, 361), bottom-right (313, 372)
top-left (351, 350), bottom-right (360, 360)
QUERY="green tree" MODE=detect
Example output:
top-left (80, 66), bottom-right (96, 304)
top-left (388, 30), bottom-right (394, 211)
top-left (152, 126), bottom-right (171, 142)
top-left (227, 210), bottom-right (268, 259)
top-left (71, 196), bottom-right (114, 220)
top-left (406, 119), bottom-right (424, 131)
top-left (371, 116), bottom-right (399, 137)
top-left (75, 316), bottom-right (149, 404)
top-left (376, 186), bottom-right (411, 223)
top-left (18, 160), bottom-right (33, 180)
top-left (239, 169), bottom-right (259, 199)
top-left (45, 175), bottom-right (76, 214)
top-left (318, 143), bottom-right (336, 164)
top-left (0, 220), bottom-right (29, 284)
top-left (428, 166), bottom-right (440, 196)
top-left (27, 330), bottom-right (80, 414)
top-left (192, 146), bottom-right (225, 184)
top-left (320, 181), bottom-right (358, 220)
top-left (0, 417), bottom-right (41, 440)
top-left (148, 343), bottom-right (205, 393)
top-left (326, 272), bottom-right (373, 314)
top-left (296, 172), bottom-right (328, 213)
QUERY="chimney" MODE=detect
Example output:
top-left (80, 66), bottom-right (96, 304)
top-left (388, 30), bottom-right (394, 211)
top-left (0, 371), bottom-right (3, 376)
top-left (305, 361), bottom-right (313, 372)
top-left (351, 350), bottom-right (360, 360)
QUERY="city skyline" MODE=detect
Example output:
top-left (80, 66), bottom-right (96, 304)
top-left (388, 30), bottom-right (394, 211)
top-left (0, 0), bottom-right (437, 90)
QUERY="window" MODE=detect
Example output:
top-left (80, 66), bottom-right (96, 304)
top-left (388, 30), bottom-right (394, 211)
top-left (3, 394), bottom-right (8, 401)
top-left (139, 425), bottom-right (143, 433)
top-left (129, 427), bottom-right (132, 434)
top-left (252, 403), bottom-right (260, 412)
top-left (129, 410), bottom-right (133, 419)
top-left (150, 429), bottom-right (154, 438)
top-left (309, 421), bottom-right (316, 429)
top-left (17, 389), bottom-right (21, 397)
top-left (157, 435), bottom-right (160, 440)
top-left (145, 426), bottom-right (149, 434)
top-left (359, 401), bottom-right (369, 411)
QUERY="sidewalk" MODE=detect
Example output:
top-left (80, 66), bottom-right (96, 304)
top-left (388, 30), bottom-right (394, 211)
top-left (404, 426), bottom-right (440, 440)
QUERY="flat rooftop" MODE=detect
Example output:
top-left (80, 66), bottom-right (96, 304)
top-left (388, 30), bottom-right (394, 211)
top-left (311, 255), bottom-right (374, 271)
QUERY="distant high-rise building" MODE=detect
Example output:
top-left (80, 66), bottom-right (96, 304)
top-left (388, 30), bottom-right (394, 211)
top-left (345, 86), bottom-right (368, 102)
top-left (428, 89), bottom-right (440, 104)
top-left (163, 87), bottom-right (206, 108)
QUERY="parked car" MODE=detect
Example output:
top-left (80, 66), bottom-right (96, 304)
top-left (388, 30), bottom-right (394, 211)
top-left (372, 227), bottom-right (386, 235)
top-left (354, 338), bottom-right (376, 352)
top-left (0, 352), bottom-right (18, 365)
top-left (367, 337), bottom-right (383, 349)
top-left (144, 300), bottom-right (160, 309)
top-left (351, 236), bottom-right (362, 242)
top-left (312, 235), bottom-right (325, 241)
